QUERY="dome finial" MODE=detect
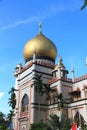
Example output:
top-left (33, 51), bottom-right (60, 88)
top-left (39, 21), bottom-right (42, 33)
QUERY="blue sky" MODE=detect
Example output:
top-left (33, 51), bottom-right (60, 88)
top-left (0, 0), bottom-right (87, 114)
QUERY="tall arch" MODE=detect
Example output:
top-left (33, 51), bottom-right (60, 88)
top-left (21, 94), bottom-right (29, 112)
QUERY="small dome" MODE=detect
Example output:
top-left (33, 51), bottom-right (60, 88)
top-left (23, 32), bottom-right (57, 63)
top-left (53, 59), bottom-right (65, 71)
top-left (53, 58), bottom-right (68, 74)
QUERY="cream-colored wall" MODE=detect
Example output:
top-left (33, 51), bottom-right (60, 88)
top-left (67, 79), bottom-right (87, 121)
top-left (13, 58), bottom-right (87, 130)
top-left (62, 81), bottom-right (72, 98)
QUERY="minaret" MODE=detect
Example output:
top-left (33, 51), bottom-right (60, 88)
top-left (71, 67), bottom-right (75, 82)
top-left (58, 58), bottom-right (61, 79)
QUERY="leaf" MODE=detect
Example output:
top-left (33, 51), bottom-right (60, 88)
top-left (81, 0), bottom-right (87, 10)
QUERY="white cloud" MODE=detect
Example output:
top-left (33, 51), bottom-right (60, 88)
top-left (0, 92), bottom-right (4, 99)
top-left (1, 16), bottom-right (39, 30)
top-left (0, 4), bottom-right (78, 30)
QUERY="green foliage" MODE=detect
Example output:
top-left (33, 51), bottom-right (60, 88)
top-left (33, 74), bottom-right (56, 97)
top-left (8, 87), bottom-right (16, 109)
top-left (61, 113), bottom-right (73, 130)
top-left (48, 114), bottom-right (60, 130)
top-left (33, 74), bottom-right (43, 94)
top-left (8, 87), bottom-right (17, 123)
top-left (7, 110), bottom-right (14, 123)
top-left (0, 112), bottom-right (9, 130)
top-left (30, 122), bottom-right (51, 130)
top-left (48, 113), bottom-right (73, 130)
top-left (81, 0), bottom-right (87, 10)
top-left (8, 93), bottom-right (16, 109)
top-left (56, 93), bottom-right (69, 111)
top-left (83, 126), bottom-right (87, 130)
top-left (57, 93), bottom-right (64, 110)
top-left (33, 74), bottom-right (44, 121)
top-left (43, 84), bottom-right (56, 100)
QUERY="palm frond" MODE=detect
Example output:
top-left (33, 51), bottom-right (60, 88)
top-left (81, 0), bottom-right (87, 10)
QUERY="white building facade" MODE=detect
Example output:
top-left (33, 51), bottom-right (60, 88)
top-left (13, 25), bottom-right (87, 130)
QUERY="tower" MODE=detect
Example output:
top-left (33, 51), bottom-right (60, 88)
top-left (13, 24), bottom-right (57, 130)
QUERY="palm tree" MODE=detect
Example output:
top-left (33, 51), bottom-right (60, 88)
top-left (56, 93), bottom-right (70, 122)
top-left (81, 0), bottom-right (87, 10)
top-left (8, 87), bottom-right (17, 110)
top-left (56, 93), bottom-right (69, 110)
top-left (33, 74), bottom-right (43, 94)
top-left (48, 113), bottom-right (72, 130)
top-left (0, 112), bottom-right (8, 130)
top-left (33, 74), bottom-right (43, 120)
top-left (30, 121), bottom-right (52, 130)
top-left (8, 87), bottom-right (17, 129)
top-left (7, 110), bottom-right (15, 124)
top-left (48, 114), bottom-right (60, 130)
top-left (57, 93), bottom-right (64, 111)
top-left (61, 113), bottom-right (73, 130)
top-left (42, 84), bottom-right (56, 101)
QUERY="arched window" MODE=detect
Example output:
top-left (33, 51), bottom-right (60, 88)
top-left (21, 94), bottom-right (29, 112)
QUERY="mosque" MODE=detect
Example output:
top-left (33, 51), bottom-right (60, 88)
top-left (13, 23), bottom-right (87, 130)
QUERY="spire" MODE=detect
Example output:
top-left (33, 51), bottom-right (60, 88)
top-left (58, 56), bottom-right (64, 68)
top-left (59, 57), bottom-right (63, 64)
top-left (58, 57), bottom-right (62, 79)
top-left (39, 21), bottom-right (42, 34)
top-left (71, 67), bottom-right (75, 82)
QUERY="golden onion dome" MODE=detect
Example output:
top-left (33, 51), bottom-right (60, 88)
top-left (23, 32), bottom-right (57, 63)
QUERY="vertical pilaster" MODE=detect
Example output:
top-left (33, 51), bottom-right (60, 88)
top-left (31, 84), bottom-right (35, 123)
top-left (31, 51), bottom-right (36, 123)
top-left (58, 65), bottom-right (62, 93)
